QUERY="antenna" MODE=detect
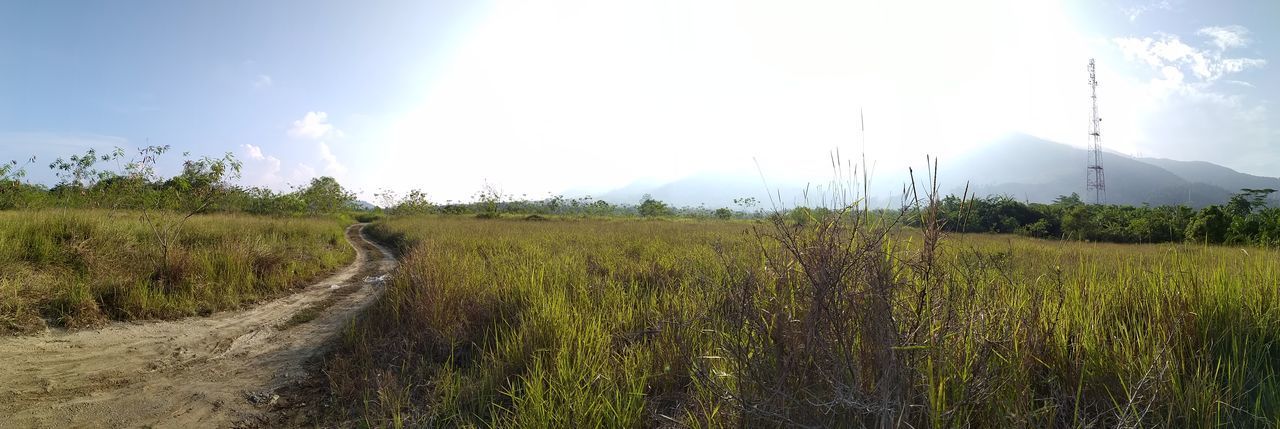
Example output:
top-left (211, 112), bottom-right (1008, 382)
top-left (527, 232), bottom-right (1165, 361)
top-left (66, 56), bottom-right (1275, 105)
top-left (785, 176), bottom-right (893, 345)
top-left (1086, 59), bottom-right (1106, 204)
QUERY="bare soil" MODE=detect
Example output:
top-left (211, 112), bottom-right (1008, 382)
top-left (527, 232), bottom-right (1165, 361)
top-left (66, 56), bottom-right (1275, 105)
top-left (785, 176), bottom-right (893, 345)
top-left (0, 223), bottom-right (396, 428)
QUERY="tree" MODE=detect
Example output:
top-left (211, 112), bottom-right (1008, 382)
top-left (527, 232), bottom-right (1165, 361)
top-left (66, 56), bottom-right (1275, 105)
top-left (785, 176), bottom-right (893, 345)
top-left (714, 207), bottom-right (733, 220)
top-left (1053, 193), bottom-right (1084, 207)
top-left (119, 145), bottom-right (242, 287)
top-left (473, 182), bottom-right (506, 218)
top-left (1060, 204), bottom-right (1095, 240)
top-left (390, 189), bottom-right (433, 215)
top-left (298, 176), bottom-right (355, 214)
top-left (1185, 205), bottom-right (1230, 244)
top-left (589, 199), bottom-right (613, 217)
top-left (638, 194), bottom-right (672, 217)
top-left (49, 148), bottom-right (125, 189)
top-left (1227, 188), bottom-right (1275, 217)
top-left (0, 157), bottom-right (36, 209)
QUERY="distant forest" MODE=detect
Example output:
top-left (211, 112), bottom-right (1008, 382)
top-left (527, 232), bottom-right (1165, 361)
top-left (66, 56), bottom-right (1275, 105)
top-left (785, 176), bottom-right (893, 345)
top-left (918, 190), bottom-right (1280, 246)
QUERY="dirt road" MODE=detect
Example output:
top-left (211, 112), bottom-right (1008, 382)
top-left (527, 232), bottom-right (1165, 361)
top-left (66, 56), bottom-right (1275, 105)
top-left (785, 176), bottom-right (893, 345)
top-left (0, 223), bottom-right (396, 428)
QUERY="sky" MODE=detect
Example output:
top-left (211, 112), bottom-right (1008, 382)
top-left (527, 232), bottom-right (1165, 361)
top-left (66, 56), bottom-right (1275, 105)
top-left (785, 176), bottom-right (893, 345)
top-left (1, 0), bottom-right (1276, 203)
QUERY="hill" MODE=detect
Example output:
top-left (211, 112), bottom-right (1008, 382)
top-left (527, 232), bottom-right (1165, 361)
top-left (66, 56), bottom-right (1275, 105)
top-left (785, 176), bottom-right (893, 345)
top-left (598, 134), bottom-right (1278, 208)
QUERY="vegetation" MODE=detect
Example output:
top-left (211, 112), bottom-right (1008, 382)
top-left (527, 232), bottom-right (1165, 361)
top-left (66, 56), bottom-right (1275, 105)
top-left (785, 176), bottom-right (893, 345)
top-left (0, 210), bottom-right (353, 334)
top-left (0, 146), bottom-right (367, 335)
top-left (324, 205), bottom-right (1280, 427)
top-left (920, 190), bottom-right (1280, 246)
top-left (638, 194), bottom-right (674, 217)
top-left (7, 145), bottom-right (1280, 426)
top-left (1, 147), bottom-right (362, 217)
top-left (376, 187), bottom-right (753, 220)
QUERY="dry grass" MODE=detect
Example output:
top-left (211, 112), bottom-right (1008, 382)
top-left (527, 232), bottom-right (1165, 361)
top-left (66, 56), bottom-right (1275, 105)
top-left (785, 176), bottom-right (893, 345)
top-left (0, 209), bottom-right (354, 334)
top-left (325, 214), bottom-right (1280, 428)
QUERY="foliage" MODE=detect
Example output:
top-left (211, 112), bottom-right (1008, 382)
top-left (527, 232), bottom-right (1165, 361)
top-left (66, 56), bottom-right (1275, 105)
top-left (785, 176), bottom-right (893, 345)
top-left (918, 190), bottom-right (1280, 246)
top-left (298, 176), bottom-right (356, 215)
top-left (325, 214), bottom-right (1280, 427)
top-left (0, 157), bottom-right (37, 210)
top-left (0, 146), bottom-right (371, 218)
top-left (637, 194), bottom-right (672, 217)
top-left (48, 147), bottom-right (124, 191)
top-left (0, 210), bottom-right (353, 334)
top-left (379, 188), bottom-right (434, 215)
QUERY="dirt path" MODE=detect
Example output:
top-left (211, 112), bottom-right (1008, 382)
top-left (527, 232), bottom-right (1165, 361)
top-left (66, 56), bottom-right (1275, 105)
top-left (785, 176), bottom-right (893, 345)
top-left (0, 223), bottom-right (396, 428)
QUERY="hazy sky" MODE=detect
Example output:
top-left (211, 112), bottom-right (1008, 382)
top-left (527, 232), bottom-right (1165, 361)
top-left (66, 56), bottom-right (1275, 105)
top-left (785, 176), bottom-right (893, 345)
top-left (1, 0), bottom-right (1275, 202)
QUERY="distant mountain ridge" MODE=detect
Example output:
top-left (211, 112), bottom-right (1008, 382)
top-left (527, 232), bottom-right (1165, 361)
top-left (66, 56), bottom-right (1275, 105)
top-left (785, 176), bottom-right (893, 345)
top-left (597, 134), bottom-right (1279, 208)
top-left (941, 134), bottom-right (1279, 207)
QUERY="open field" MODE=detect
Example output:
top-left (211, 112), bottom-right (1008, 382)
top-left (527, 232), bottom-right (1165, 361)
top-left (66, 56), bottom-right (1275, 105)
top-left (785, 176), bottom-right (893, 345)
top-left (0, 209), bottom-right (354, 334)
top-left (326, 215), bottom-right (1280, 428)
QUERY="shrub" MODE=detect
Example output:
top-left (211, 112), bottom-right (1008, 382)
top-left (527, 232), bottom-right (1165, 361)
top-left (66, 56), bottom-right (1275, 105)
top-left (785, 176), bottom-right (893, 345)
top-left (637, 194), bottom-right (672, 217)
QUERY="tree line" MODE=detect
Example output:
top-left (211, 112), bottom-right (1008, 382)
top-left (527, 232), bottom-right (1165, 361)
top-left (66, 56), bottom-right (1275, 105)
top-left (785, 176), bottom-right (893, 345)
top-left (0, 146), bottom-right (358, 216)
top-left (9, 146), bottom-right (1280, 247)
top-left (915, 190), bottom-right (1280, 246)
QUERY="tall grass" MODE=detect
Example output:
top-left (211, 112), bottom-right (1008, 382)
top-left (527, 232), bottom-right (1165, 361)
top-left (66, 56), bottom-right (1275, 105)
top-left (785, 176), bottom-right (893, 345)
top-left (327, 215), bottom-right (1280, 428)
top-left (0, 209), bottom-right (354, 334)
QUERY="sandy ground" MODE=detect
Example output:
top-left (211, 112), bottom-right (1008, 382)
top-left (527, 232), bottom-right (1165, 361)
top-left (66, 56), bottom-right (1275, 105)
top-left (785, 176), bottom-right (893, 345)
top-left (0, 223), bottom-right (396, 428)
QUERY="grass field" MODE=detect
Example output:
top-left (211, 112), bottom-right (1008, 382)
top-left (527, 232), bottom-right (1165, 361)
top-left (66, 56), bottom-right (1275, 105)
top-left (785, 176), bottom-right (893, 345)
top-left (0, 209), bottom-right (354, 334)
top-left (327, 215), bottom-right (1280, 428)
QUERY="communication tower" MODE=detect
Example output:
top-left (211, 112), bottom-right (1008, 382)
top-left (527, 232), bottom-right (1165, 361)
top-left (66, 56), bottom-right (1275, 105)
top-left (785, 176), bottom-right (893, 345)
top-left (1086, 59), bottom-right (1106, 204)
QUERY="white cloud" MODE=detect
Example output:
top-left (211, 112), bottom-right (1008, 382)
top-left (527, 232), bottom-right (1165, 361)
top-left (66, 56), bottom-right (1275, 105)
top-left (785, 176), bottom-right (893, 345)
top-left (1150, 65), bottom-right (1185, 94)
top-left (1197, 25), bottom-right (1250, 51)
top-left (251, 74), bottom-right (274, 89)
top-left (241, 143), bottom-right (265, 160)
top-left (318, 142), bottom-right (347, 176)
top-left (1121, 0), bottom-right (1172, 22)
top-left (288, 111), bottom-right (343, 140)
top-left (1114, 29), bottom-right (1264, 85)
top-left (1110, 25), bottom-right (1275, 176)
top-left (239, 144), bottom-right (282, 188)
top-left (291, 163), bottom-right (318, 185)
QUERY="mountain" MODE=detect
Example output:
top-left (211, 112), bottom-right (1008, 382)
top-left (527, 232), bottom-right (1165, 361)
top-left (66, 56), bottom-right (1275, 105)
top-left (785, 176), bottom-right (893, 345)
top-left (938, 134), bottom-right (1235, 206)
top-left (1136, 157), bottom-right (1280, 194)
top-left (349, 200), bottom-right (377, 210)
top-left (595, 134), bottom-right (1277, 208)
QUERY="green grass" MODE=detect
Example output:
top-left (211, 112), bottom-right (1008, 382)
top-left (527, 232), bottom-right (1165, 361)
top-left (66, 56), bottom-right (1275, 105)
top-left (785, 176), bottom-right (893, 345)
top-left (326, 215), bottom-right (1280, 428)
top-left (277, 296), bottom-right (339, 331)
top-left (0, 209), bottom-right (355, 334)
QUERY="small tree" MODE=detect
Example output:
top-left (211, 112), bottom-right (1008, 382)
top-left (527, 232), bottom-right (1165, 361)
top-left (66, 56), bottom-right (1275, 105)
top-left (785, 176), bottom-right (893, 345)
top-left (1060, 204), bottom-right (1095, 240)
top-left (49, 148), bottom-right (123, 190)
top-left (48, 148), bottom-right (127, 207)
top-left (474, 182), bottom-right (505, 218)
top-left (714, 207), bottom-right (733, 220)
top-left (1185, 205), bottom-right (1230, 244)
top-left (638, 194), bottom-right (672, 217)
top-left (0, 157), bottom-right (36, 209)
top-left (1226, 188), bottom-right (1275, 217)
top-left (118, 146), bottom-right (242, 287)
top-left (298, 176), bottom-right (355, 214)
top-left (374, 188), bottom-right (399, 211)
top-left (589, 199), bottom-right (613, 217)
top-left (385, 189), bottom-right (433, 215)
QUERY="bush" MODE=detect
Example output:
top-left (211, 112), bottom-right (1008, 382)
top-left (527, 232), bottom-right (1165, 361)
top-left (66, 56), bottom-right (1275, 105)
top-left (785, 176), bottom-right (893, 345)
top-left (638, 194), bottom-right (672, 217)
